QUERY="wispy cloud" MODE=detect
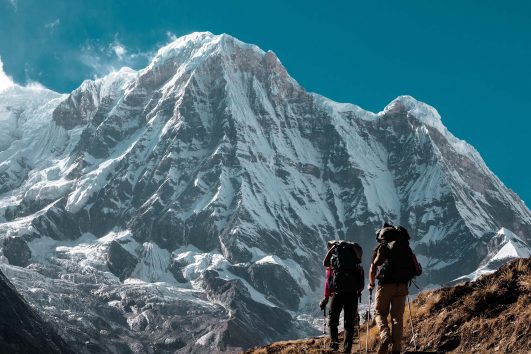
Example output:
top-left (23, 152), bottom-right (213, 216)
top-left (78, 37), bottom-right (152, 78)
top-left (45, 19), bottom-right (61, 31)
top-left (166, 31), bottom-right (178, 42)
top-left (0, 57), bottom-right (49, 92)
top-left (7, 0), bottom-right (17, 11)
top-left (111, 41), bottom-right (127, 59)
top-left (78, 42), bottom-right (112, 77)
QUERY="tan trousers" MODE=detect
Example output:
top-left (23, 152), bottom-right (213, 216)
top-left (374, 283), bottom-right (408, 353)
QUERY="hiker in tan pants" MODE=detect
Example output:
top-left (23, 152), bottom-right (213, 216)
top-left (368, 224), bottom-right (411, 354)
top-left (371, 282), bottom-right (407, 354)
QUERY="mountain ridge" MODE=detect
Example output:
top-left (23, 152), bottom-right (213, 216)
top-left (0, 32), bottom-right (529, 352)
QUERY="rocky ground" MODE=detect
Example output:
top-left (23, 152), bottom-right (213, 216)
top-left (245, 257), bottom-right (531, 354)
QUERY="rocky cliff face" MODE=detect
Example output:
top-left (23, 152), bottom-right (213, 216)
top-left (0, 32), bottom-right (530, 352)
top-left (0, 268), bottom-right (72, 354)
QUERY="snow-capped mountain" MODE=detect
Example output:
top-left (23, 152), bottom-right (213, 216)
top-left (454, 227), bottom-right (531, 282)
top-left (0, 32), bottom-right (530, 353)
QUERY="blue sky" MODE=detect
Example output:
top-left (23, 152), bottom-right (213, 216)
top-left (1, 0), bottom-right (530, 204)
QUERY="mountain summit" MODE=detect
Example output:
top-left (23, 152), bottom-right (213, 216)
top-left (0, 32), bottom-right (529, 352)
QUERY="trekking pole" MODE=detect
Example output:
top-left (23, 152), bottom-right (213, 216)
top-left (366, 288), bottom-right (372, 353)
top-left (407, 296), bottom-right (418, 350)
top-left (322, 306), bottom-right (327, 351)
top-left (357, 313), bottom-right (362, 354)
top-left (358, 294), bottom-right (362, 354)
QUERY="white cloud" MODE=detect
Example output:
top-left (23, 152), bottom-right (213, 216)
top-left (78, 38), bottom-right (152, 78)
top-left (45, 19), bottom-right (60, 30)
top-left (25, 81), bottom-right (46, 90)
top-left (0, 57), bottom-right (50, 93)
top-left (0, 57), bottom-right (15, 92)
top-left (7, 0), bottom-right (17, 11)
top-left (166, 31), bottom-right (178, 42)
top-left (78, 44), bottom-right (109, 77)
top-left (112, 42), bottom-right (127, 59)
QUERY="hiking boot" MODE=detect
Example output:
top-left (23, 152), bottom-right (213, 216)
top-left (376, 335), bottom-right (392, 354)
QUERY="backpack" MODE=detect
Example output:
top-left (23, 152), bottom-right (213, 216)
top-left (376, 225), bottom-right (422, 284)
top-left (328, 241), bottom-right (364, 294)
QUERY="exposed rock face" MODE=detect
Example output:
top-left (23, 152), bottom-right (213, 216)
top-left (106, 241), bottom-right (138, 281)
top-left (3, 236), bottom-right (31, 267)
top-left (0, 268), bottom-right (72, 354)
top-left (198, 270), bottom-right (295, 350)
top-left (230, 262), bottom-right (304, 310)
top-left (0, 32), bottom-right (529, 352)
top-left (168, 259), bottom-right (187, 283)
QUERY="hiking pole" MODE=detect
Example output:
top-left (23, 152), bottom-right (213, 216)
top-left (366, 288), bottom-right (372, 353)
top-left (322, 306), bottom-right (327, 351)
top-left (358, 294), bottom-right (362, 354)
top-left (407, 296), bottom-right (418, 350)
top-left (357, 312), bottom-right (362, 354)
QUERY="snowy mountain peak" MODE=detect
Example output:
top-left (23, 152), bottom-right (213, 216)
top-left (456, 227), bottom-right (531, 282)
top-left (129, 31), bottom-right (295, 107)
top-left (381, 95), bottom-right (445, 131)
top-left (0, 33), bottom-right (530, 353)
top-left (494, 227), bottom-right (531, 258)
top-left (379, 94), bottom-right (491, 165)
top-left (149, 32), bottom-right (267, 70)
top-left (152, 31), bottom-right (217, 62)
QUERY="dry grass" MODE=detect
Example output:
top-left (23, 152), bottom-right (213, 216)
top-left (358, 322), bottom-right (379, 350)
top-left (519, 273), bottom-right (531, 291)
top-left (412, 291), bottom-right (441, 318)
top-left (403, 257), bottom-right (531, 353)
top-left (514, 258), bottom-right (528, 273)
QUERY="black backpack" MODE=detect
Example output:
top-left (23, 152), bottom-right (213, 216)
top-left (376, 225), bottom-right (422, 284)
top-left (328, 241), bottom-right (364, 294)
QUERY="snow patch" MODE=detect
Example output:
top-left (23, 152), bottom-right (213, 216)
top-left (174, 247), bottom-right (278, 307)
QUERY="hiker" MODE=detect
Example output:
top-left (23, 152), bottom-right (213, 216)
top-left (319, 265), bottom-right (333, 310)
top-left (319, 241), bottom-right (337, 311)
top-left (368, 223), bottom-right (421, 354)
top-left (322, 240), bottom-right (364, 353)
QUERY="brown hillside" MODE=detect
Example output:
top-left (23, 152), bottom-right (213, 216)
top-left (244, 257), bottom-right (531, 354)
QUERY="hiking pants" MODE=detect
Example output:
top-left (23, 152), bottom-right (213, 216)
top-left (374, 283), bottom-right (408, 353)
top-left (329, 292), bottom-right (358, 353)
